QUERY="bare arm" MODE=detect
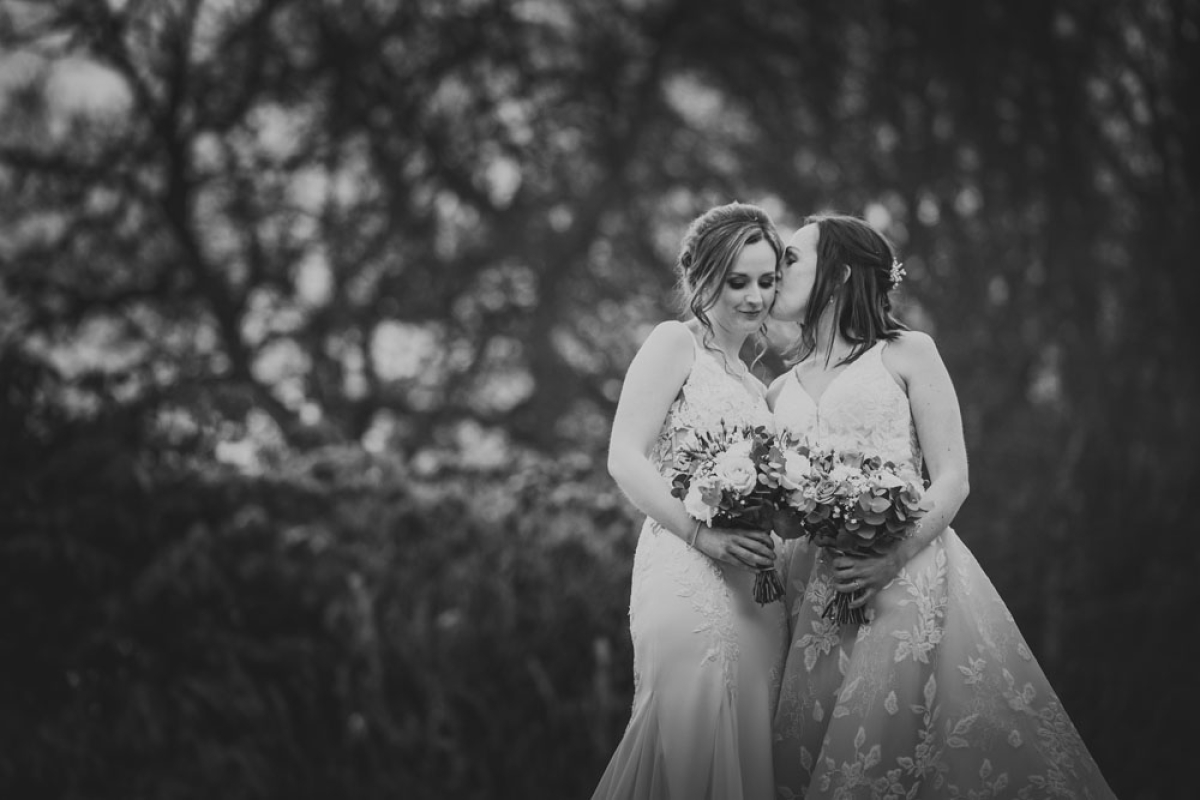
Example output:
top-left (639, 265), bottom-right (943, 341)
top-left (607, 321), bottom-right (775, 570)
top-left (833, 331), bottom-right (970, 603)
top-left (889, 330), bottom-right (970, 562)
top-left (607, 320), bottom-right (697, 540)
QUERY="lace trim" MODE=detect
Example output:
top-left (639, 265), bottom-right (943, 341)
top-left (649, 338), bottom-right (771, 475)
top-left (632, 520), bottom-right (739, 697)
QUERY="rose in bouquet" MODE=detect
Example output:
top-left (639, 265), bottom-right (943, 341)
top-left (668, 422), bottom-right (787, 604)
top-left (774, 435), bottom-right (931, 625)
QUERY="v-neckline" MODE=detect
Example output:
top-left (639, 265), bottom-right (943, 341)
top-left (790, 341), bottom-right (881, 409)
top-left (689, 331), bottom-right (765, 405)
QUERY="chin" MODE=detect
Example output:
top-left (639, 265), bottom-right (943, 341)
top-left (727, 320), bottom-right (758, 336)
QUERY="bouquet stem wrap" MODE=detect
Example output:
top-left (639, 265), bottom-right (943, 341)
top-left (825, 586), bottom-right (867, 626)
top-left (725, 508), bottom-right (785, 606)
top-left (753, 568), bottom-right (786, 605)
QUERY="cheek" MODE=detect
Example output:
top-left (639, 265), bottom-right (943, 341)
top-left (797, 271), bottom-right (816, 297)
top-left (712, 289), bottom-right (737, 314)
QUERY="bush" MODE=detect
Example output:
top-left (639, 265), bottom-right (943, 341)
top-left (0, 358), bottom-right (640, 799)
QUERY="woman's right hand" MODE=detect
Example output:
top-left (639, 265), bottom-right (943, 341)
top-left (694, 525), bottom-right (776, 572)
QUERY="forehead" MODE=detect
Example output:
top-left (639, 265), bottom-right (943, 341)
top-left (786, 224), bottom-right (819, 251)
top-left (730, 238), bottom-right (778, 274)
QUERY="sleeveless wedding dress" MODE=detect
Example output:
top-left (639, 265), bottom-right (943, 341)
top-left (771, 340), bottom-right (1116, 799)
top-left (591, 323), bottom-right (788, 800)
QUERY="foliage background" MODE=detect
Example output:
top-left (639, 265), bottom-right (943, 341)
top-left (1, 0), bottom-right (1196, 798)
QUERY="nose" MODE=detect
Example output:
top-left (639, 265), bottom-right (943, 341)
top-left (745, 286), bottom-right (764, 309)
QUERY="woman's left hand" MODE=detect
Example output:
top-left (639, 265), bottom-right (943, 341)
top-left (829, 545), bottom-right (911, 609)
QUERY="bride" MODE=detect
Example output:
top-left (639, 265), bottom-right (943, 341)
top-left (590, 202), bottom-right (788, 800)
top-left (767, 214), bottom-right (1117, 798)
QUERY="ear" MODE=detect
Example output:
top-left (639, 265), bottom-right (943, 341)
top-left (840, 264), bottom-right (851, 285)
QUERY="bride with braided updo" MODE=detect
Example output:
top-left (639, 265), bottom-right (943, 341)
top-left (590, 202), bottom-right (789, 800)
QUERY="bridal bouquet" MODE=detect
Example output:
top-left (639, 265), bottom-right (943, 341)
top-left (668, 422), bottom-right (788, 604)
top-left (774, 435), bottom-right (931, 625)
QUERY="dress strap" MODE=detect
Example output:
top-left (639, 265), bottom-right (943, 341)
top-left (687, 329), bottom-right (733, 380)
top-left (868, 337), bottom-right (910, 399)
top-left (850, 339), bottom-right (887, 372)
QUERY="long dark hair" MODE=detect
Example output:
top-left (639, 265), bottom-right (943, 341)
top-left (790, 213), bottom-right (908, 367)
top-left (675, 202), bottom-right (783, 364)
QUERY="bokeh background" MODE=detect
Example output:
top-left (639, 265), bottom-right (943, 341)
top-left (1, 1), bottom-right (1196, 798)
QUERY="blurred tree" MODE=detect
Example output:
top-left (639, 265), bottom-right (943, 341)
top-left (1, 0), bottom-right (765, 455)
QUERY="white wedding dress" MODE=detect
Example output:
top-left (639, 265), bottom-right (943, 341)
top-left (771, 341), bottom-right (1117, 799)
top-left (591, 324), bottom-right (789, 800)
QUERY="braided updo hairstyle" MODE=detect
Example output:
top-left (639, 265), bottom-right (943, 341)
top-left (791, 213), bottom-right (909, 367)
top-left (674, 202), bottom-right (783, 344)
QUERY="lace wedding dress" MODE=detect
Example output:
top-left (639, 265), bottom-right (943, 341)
top-left (771, 341), bottom-right (1116, 799)
top-left (591, 323), bottom-right (788, 800)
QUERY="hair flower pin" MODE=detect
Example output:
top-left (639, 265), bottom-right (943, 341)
top-left (889, 258), bottom-right (907, 287)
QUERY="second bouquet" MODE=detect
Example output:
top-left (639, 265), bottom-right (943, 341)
top-left (773, 435), bottom-right (932, 626)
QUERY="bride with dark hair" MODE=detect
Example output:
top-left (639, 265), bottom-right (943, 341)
top-left (767, 214), bottom-right (1117, 799)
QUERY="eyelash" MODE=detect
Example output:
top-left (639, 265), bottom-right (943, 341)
top-left (728, 278), bottom-right (777, 290)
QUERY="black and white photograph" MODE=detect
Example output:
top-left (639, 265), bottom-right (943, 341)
top-left (1, 1), bottom-right (1195, 798)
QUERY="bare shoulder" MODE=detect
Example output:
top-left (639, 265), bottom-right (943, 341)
top-left (883, 330), bottom-right (941, 372)
top-left (639, 319), bottom-right (695, 358)
top-left (626, 320), bottom-right (695, 383)
top-left (878, 331), bottom-right (947, 394)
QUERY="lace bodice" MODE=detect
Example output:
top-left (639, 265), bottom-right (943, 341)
top-left (772, 340), bottom-right (922, 473)
top-left (649, 325), bottom-right (772, 475)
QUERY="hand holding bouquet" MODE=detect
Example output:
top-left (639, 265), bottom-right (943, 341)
top-left (668, 423), bottom-right (787, 604)
top-left (774, 435), bottom-right (932, 625)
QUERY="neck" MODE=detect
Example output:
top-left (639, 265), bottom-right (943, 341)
top-left (811, 307), bottom-right (852, 362)
top-left (693, 320), bottom-right (749, 367)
